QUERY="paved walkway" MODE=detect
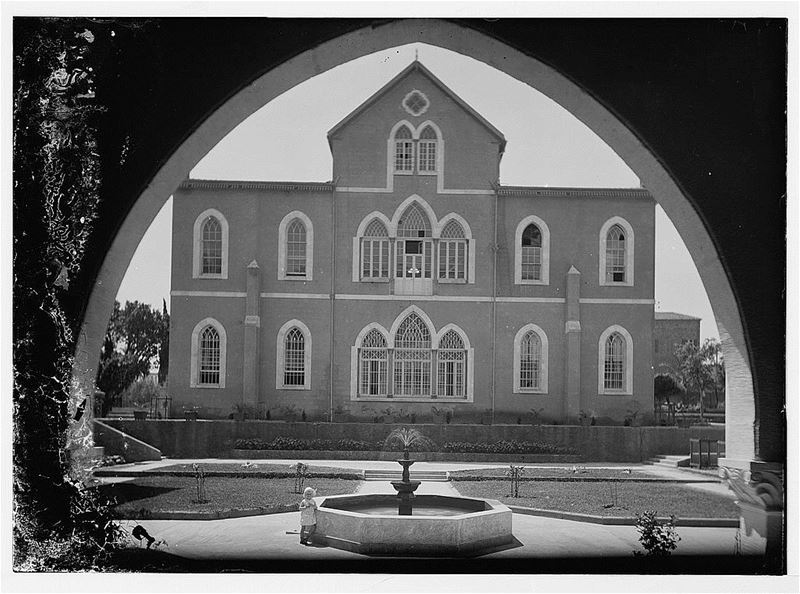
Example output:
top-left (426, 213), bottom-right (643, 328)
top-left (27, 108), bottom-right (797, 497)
top-left (108, 457), bottom-right (738, 562)
top-left (118, 509), bottom-right (738, 561)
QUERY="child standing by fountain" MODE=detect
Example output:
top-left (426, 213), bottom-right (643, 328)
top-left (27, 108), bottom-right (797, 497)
top-left (298, 487), bottom-right (317, 545)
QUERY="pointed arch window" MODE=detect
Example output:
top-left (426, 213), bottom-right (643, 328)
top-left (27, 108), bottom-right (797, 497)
top-left (192, 209), bottom-right (228, 279)
top-left (439, 220), bottom-right (467, 281)
top-left (514, 216), bottom-right (550, 285)
top-left (396, 204), bottom-right (433, 282)
top-left (278, 211), bottom-right (313, 281)
top-left (276, 320), bottom-right (312, 390)
top-left (437, 330), bottom-right (466, 397)
top-left (418, 125), bottom-right (438, 173)
top-left (393, 314), bottom-right (432, 396)
top-left (190, 318), bottom-right (227, 388)
top-left (513, 324), bottom-right (549, 394)
top-left (599, 217), bottom-right (634, 287)
top-left (394, 125), bottom-right (414, 173)
top-left (286, 219), bottom-right (307, 277)
top-left (361, 218), bottom-right (390, 280)
top-left (199, 326), bottom-right (221, 385)
top-left (598, 325), bottom-right (633, 395)
top-left (284, 328), bottom-right (305, 386)
top-left (605, 225), bottom-right (626, 283)
top-left (201, 217), bottom-right (222, 275)
top-left (358, 329), bottom-right (388, 396)
top-left (521, 224), bottom-right (542, 281)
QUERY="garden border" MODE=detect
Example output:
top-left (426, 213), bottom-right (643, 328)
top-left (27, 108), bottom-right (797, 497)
top-left (508, 505), bottom-right (739, 528)
top-left (228, 449), bottom-right (583, 463)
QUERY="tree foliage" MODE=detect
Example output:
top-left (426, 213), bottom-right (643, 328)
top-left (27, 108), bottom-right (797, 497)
top-left (12, 18), bottom-right (156, 570)
top-left (669, 338), bottom-right (726, 416)
top-left (95, 300), bottom-right (169, 411)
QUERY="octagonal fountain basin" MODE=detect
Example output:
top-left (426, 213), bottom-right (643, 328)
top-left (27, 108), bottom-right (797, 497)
top-left (313, 494), bottom-right (513, 556)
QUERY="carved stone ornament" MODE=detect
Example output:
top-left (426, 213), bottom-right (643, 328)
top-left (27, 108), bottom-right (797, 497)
top-left (719, 465), bottom-right (784, 511)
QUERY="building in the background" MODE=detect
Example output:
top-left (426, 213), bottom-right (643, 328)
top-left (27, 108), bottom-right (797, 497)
top-left (168, 61), bottom-right (656, 423)
top-left (652, 312), bottom-right (702, 375)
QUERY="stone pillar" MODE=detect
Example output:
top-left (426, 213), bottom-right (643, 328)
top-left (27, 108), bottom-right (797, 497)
top-left (564, 266), bottom-right (582, 421)
top-left (243, 260), bottom-right (261, 406)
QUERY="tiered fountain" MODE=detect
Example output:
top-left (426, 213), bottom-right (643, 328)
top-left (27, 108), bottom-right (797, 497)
top-left (313, 427), bottom-right (513, 556)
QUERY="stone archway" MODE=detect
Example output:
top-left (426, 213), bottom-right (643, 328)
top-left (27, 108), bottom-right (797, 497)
top-left (70, 19), bottom-right (781, 558)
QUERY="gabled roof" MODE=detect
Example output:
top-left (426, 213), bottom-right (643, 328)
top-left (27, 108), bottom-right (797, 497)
top-left (327, 60), bottom-right (506, 153)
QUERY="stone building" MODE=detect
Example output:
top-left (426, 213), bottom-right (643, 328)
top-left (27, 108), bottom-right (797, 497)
top-left (168, 61), bottom-right (656, 423)
top-left (653, 312), bottom-right (702, 375)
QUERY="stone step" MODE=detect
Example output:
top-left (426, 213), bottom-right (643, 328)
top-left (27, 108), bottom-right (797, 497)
top-left (363, 470), bottom-right (449, 482)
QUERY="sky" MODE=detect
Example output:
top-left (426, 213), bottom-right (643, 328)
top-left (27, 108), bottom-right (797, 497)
top-left (116, 42), bottom-right (719, 341)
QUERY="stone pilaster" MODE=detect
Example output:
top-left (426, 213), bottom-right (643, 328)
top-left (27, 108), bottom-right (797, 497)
top-left (243, 260), bottom-right (261, 406)
top-left (564, 265), bottom-right (582, 421)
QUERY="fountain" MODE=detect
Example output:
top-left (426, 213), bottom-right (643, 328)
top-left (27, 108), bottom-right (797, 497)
top-left (389, 428), bottom-right (421, 516)
top-left (312, 427), bottom-right (514, 556)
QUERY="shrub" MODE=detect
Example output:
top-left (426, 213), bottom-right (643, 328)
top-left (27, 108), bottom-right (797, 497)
top-left (233, 437), bottom-right (379, 451)
top-left (633, 511), bottom-right (681, 557)
top-left (441, 440), bottom-right (578, 455)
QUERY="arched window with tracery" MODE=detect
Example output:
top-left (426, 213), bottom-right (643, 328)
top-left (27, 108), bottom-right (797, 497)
top-left (513, 323), bottom-right (548, 394)
top-left (396, 204), bottom-right (433, 283)
top-left (283, 327), bottom-right (306, 387)
top-left (199, 325), bottom-right (221, 386)
top-left (418, 125), bottom-right (438, 173)
top-left (394, 125), bottom-right (414, 173)
top-left (190, 317), bottom-right (227, 388)
top-left (605, 224), bottom-right (626, 283)
top-left (393, 313), bottom-right (432, 396)
top-left (519, 330), bottom-right (542, 390)
top-left (604, 332), bottom-right (626, 390)
top-left (437, 330), bottom-right (466, 397)
top-left (439, 220), bottom-right (467, 281)
top-left (201, 217), bottom-right (222, 275)
top-left (358, 329), bottom-right (388, 396)
top-left (286, 219), bottom-right (307, 277)
top-left (361, 218), bottom-right (390, 280)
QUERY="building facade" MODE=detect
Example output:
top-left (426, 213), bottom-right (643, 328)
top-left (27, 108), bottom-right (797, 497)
top-left (168, 61), bottom-right (656, 423)
top-left (653, 312), bottom-right (702, 375)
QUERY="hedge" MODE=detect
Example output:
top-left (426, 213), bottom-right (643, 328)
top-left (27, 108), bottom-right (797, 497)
top-left (233, 437), bottom-right (577, 455)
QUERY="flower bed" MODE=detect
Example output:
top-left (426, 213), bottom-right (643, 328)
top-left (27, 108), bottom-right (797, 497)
top-left (233, 437), bottom-right (577, 455)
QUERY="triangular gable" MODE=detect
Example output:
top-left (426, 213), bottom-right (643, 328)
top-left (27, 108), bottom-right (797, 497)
top-left (327, 60), bottom-right (506, 152)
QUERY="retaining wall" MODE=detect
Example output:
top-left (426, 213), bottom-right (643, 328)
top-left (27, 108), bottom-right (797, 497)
top-left (93, 420), bottom-right (162, 461)
top-left (98, 420), bottom-right (724, 462)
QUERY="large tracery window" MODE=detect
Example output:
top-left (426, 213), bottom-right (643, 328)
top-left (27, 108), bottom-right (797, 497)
top-left (437, 330), bottom-right (466, 397)
top-left (190, 317), bottom-right (227, 388)
top-left (393, 314), bottom-right (432, 396)
top-left (598, 325), bottom-right (633, 395)
top-left (394, 125), bottom-right (414, 173)
top-left (438, 220), bottom-right (467, 282)
top-left (361, 219), bottom-right (390, 280)
top-left (520, 224), bottom-right (542, 281)
top-left (358, 329), bottom-right (388, 396)
top-left (418, 125), bottom-right (438, 173)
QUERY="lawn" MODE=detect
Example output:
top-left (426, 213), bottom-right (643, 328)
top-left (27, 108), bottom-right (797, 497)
top-left (452, 480), bottom-right (738, 518)
top-left (106, 476), bottom-right (360, 516)
top-left (449, 467), bottom-right (652, 480)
